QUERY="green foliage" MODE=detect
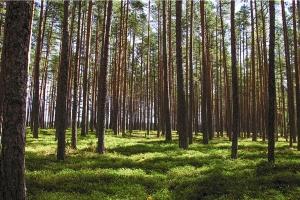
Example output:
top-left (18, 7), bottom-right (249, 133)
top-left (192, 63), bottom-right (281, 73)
top-left (26, 130), bottom-right (300, 200)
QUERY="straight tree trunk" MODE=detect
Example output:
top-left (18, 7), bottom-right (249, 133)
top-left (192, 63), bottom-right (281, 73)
top-left (114, 1), bottom-right (124, 136)
top-left (72, 0), bottom-right (82, 149)
top-left (292, 0), bottom-right (300, 150)
top-left (56, 1), bottom-right (69, 161)
top-left (129, 23), bottom-right (136, 136)
top-left (176, 0), bottom-right (188, 149)
top-left (297, 0), bottom-right (300, 148)
top-left (81, 0), bottom-right (93, 136)
top-left (268, 0), bottom-right (275, 162)
top-left (220, 2), bottom-right (232, 140)
top-left (250, 0), bottom-right (257, 141)
top-left (231, 1), bottom-right (239, 159)
top-left (90, 5), bottom-right (100, 132)
top-left (97, 0), bottom-right (113, 154)
top-left (261, 2), bottom-right (269, 140)
top-left (281, 0), bottom-right (296, 146)
top-left (200, 0), bottom-right (208, 144)
top-left (188, 0), bottom-right (194, 143)
top-left (66, 4), bottom-right (76, 129)
top-left (122, 0), bottom-right (129, 136)
top-left (185, 0), bottom-right (190, 142)
top-left (163, 0), bottom-right (172, 141)
top-left (146, 0), bottom-right (151, 136)
top-left (0, 2), bottom-right (31, 199)
top-left (32, 0), bottom-right (45, 138)
top-left (40, 20), bottom-right (53, 129)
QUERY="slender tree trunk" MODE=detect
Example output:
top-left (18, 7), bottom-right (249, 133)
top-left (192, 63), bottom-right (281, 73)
top-left (122, 0), bottom-right (129, 137)
top-left (231, 1), bottom-right (239, 159)
top-left (146, 0), bottom-right (151, 136)
top-left (32, 0), bottom-right (45, 138)
top-left (281, 0), bottom-right (296, 146)
top-left (268, 0), bottom-right (275, 162)
top-left (185, 0), bottom-right (190, 142)
top-left (261, 2), bottom-right (269, 140)
top-left (250, 0), bottom-right (257, 141)
top-left (129, 21), bottom-right (136, 136)
top-left (114, 1), bottom-right (124, 136)
top-left (292, 0), bottom-right (300, 150)
top-left (72, 0), bottom-right (82, 149)
top-left (200, 0), bottom-right (208, 144)
top-left (220, 2), bottom-right (232, 140)
top-left (163, 0), bottom-right (172, 141)
top-left (81, 0), bottom-right (93, 136)
top-left (297, 0), bottom-right (300, 147)
top-left (40, 20), bottom-right (53, 129)
top-left (188, 0), bottom-right (194, 143)
top-left (176, 0), bottom-right (188, 149)
top-left (97, 0), bottom-right (113, 154)
top-left (90, 8), bottom-right (100, 133)
top-left (56, 1), bottom-right (69, 161)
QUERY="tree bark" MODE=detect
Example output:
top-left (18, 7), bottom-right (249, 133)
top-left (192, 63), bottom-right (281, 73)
top-left (0, 2), bottom-right (31, 199)
top-left (122, 0), bottom-right (129, 137)
top-left (97, 0), bottom-right (113, 154)
top-left (250, 0), bottom-right (257, 141)
top-left (56, 1), bottom-right (69, 161)
top-left (268, 0), bottom-right (275, 162)
top-left (292, 0), bottom-right (300, 150)
top-left (163, 0), bottom-right (172, 141)
top-left (281, 0), bottom-right (296, 146)
top-left (32, 0), bottom-right (45, 138)
top-left (200, 0), bottom-right (208, 144)
top-left (231, 1), bottom-right (239, 159)
top-left (176, 0), bottom-right (188, 149)
top-left (81, 0), bottom-right (93, 136)
top-left (188, 0), bottom-right (194, 143)
top-left (72, 0), bottom-right (82, 149)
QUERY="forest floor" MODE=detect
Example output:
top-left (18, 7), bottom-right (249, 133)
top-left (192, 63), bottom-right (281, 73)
top-left (25, 129), bottom-right (300, 200)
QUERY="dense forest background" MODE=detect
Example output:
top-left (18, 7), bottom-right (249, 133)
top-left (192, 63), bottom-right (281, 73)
top-left (1, 0), bottom-right (299, 153)
top-left (1, 1), bottom-right (300, 199)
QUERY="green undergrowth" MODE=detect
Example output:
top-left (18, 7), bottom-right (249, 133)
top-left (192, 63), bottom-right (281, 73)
top-left (25, 128), bottom-right (300, 200)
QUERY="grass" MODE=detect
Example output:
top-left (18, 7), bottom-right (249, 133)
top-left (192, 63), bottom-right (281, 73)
top-left (25, 128), bottom-right (300, 200)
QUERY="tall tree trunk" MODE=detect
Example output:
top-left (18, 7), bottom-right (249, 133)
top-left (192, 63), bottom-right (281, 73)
top-left (220, 2), bottom-right (232, 140)
top-left (97, 0), bottom-right (113, 154)
top-left (56, 1), bottom-right (69, 161)
top-left (129, 19), bottom-right (136, 136)
top-left (90, 6), bottom-right (100, 132)
top-left (268, 0), bottom-right (276, 162)
top-left (250, 0), bottom-right (257, 141)
top-left (200, 0), bottom-right (208, 144)
top-left (66, 4), bottom-right (76, 129)
top-left (185, 0), bottom-right (190, 142)
top-left (261, 2), bottom-right (269, 141)
top-left (32, 0), bottom-right (45, 138)
top-left (281, 0), bottom-right (296, 146)
top-left (0, 2), bottom-right (31, 199)
top-left (163, 0), bottom-right (172, 141)
top-left (146, 0), bottom-right (151, 136)
top-left (292, 0), bottom-right (300, 150)
top-left (188, 0), bottom-right (194, 143)
top-left (72, 0), bottom-right (82, 149)
top-left (176, 0), bottom-right (188, 149)
top-left (40, 20), bottom-right (53, 129)
top-left (114, 0), bottom-right (124, 136)
top-left (231, 1), bottom-right (239, 159)
top-left (81, 0), bottom-right (93, 136)
top-left (122, 0), bottom-right (129, 137)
